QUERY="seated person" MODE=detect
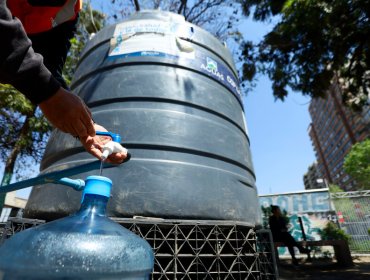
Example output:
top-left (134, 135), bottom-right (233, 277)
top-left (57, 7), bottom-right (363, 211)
top-left (269, 205), bottom-right (310, 265)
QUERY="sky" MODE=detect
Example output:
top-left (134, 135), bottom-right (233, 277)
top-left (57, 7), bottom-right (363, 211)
top-left (243, 78), bottom-right (316, 195)
top-left (9, 7), bottom-right (317, 199)
top-left (238, 19), bottom-right (317, 195)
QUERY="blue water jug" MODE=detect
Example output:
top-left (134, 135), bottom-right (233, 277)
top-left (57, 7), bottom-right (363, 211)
top-left (0, 176), bottom-right (154, 279)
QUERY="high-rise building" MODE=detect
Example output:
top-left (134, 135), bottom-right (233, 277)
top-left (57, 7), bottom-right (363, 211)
top-left (308, 80), bottom-right (370, 191)
top-left (303, 162), bottom-right (326, 190)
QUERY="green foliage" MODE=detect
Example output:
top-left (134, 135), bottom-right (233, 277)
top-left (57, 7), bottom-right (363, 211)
top-left (319, 221), bottom-right (350, 242)
top-left (343, 139), bottom-right (370, 190)
top-left (0, 85), bottom-right (51, 166)
top-left (0, 4), bottom-right (105, 186)
top-left (349, 239), bottom-right (370, 253)
top-left (329, 184), bottom-right (344, 193)
top-left (240, 0), bottom-right (370, 110)
top-left (0, 84), bottom-right (33, 113)
top-left (63, 3), bottom-right (106, 85)
top-left (260, 205), bottom-right (290, 229)
top-left (260, 205), bottom-right (271, 228)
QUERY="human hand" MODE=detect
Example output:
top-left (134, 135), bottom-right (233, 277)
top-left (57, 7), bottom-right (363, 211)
top-left (39, 87), bottom-right (95, 138)
top-left (79, 124), bottom-right (128, 164)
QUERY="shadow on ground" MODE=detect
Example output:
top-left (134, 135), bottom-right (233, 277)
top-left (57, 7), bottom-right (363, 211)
top-left (278, 256), bottom-right (370, 280)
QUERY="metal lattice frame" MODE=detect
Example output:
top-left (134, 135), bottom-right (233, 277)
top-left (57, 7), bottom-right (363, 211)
top-left (114, 218), bottom-right (278, 280)
top-left (1, 218), bottom-right (278, 279)
top-left (0, 217), bottom-right (45, 245)
top-left (255, 229), bottom-right (279, 280)
top-left (331, 190), bottom-right (370, 198)
top-left (331, 190), bottom-right (370, 253)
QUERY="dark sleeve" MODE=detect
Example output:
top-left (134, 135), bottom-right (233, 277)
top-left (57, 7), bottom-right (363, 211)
top-left (0, 0), bottom-right (61, 105)
top-left (269, 216), bottom-right (279, 233)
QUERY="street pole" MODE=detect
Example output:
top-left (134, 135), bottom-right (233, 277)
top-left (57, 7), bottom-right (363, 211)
top-left (324, 178), bottom-right (334, 212)
top-left (0, 172), bottom-right (13, 215)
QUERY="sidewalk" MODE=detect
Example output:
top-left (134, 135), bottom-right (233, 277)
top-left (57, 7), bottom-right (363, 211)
top-left (278, 256), bottom-right (370, 280)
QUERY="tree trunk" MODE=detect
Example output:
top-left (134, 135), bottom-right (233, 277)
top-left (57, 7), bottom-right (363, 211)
top-left (0, 111), bottom-right (34, 212)
top-left (133, 0), bottom-right (140, 11)
top-left (177, 0), bottom-right (187, 15)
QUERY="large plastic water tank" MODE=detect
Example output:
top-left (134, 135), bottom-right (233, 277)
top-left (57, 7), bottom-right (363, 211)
top-left (25, 10), bottom-right (259, 225)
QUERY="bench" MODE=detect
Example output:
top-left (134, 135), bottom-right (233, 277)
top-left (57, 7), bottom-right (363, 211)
top-left (275, 239), bottom-right (353, 267)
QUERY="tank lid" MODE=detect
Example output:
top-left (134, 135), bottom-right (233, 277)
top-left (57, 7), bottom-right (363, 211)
top-left (83, 175), bottom-right (112, 198)
top-left (129, 9), bottom-right (185, 23)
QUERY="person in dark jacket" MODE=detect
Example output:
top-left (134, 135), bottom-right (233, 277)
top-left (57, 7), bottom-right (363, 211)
top-left (269, 205), bottom-right (310, 265)
top-left (0, 0), bottom-right (126, 163)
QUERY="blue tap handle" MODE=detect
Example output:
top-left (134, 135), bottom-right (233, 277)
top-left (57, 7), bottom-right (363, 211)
top-left (96, 131), bottom-right (121, 143)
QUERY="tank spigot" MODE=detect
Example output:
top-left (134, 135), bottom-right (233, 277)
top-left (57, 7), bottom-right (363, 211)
top-left (95, 131), bottom-right (129, 161)
top-left (57, 178), bottom-right (85, 191)
top-left (101, 142), bottom-right (128, 161)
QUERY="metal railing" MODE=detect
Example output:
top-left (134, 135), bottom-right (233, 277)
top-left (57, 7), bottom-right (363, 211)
top-left (332, 190), bottom-right (370, 253)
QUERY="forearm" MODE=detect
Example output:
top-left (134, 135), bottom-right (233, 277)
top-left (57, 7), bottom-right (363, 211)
top-left (0, 0), bottom-right (60, 104)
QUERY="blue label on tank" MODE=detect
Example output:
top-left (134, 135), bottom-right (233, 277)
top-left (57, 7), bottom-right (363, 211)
top-left (113, 51), bottom-right (178, 59)
top-left (197, 56), bottom-right (242, 100)
top-left (108, 51), bottom-right (242, 102)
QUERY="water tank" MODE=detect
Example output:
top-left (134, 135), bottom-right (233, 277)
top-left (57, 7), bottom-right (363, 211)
top-left (25, 10), bottom-right (259, 225)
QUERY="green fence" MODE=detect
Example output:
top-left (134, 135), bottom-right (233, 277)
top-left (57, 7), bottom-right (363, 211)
top-left (331, 190), bottom-right (370, 253)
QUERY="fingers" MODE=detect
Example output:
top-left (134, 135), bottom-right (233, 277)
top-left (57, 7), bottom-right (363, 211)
top-left (83, 146), bottom-right (127, 164)
top-left (72, 100), bottom-right (94, 138)
top-left (105, 152), bottom-right (128, 164)
top-left (39, 87), bottom-right (95, 138)
top-left (80, 105), bottom-right (95, 137)
top-left (40, 88), bottom-right (129, 164)
top-left (79, 129), bottom-right (129, 164)
top-left (79, 136), bottom-right (103, 159)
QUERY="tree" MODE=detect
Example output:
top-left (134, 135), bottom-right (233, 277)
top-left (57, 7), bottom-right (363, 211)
top-left (239, 0), bottom-right (370, 111)
top-left (0, 4), bottom-right (105, 211)
top-left (0, 85), bottom-right (50, 210)
top-left (329, 184), bottom-right (344, 193)
top-left (319, 221), bottom-right (350, 242)
top-left (260, 205), bottom-right (289, 229)
top-left (343, 139), bottom-right (370, 190)
top-left (260, 205), bottom-right (271, 228)
top-left (94, 0), bottom-right (243, 42)
top-left (63, 3), bottom-right (106, 85)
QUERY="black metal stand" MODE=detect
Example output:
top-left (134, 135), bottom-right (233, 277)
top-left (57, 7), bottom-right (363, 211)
top-left (1, 217), bottom-right (279, 279)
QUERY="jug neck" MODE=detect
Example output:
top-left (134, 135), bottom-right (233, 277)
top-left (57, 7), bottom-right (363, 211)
top-left (79, 194), bottom-right (108, 216)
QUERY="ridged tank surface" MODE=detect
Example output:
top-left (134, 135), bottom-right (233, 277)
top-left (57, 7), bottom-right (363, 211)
top-left (25, 10), bottom-right (259, 224)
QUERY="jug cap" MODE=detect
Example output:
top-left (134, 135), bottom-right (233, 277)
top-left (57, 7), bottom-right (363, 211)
top-left (83, 176), bottom-right (112, 198)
